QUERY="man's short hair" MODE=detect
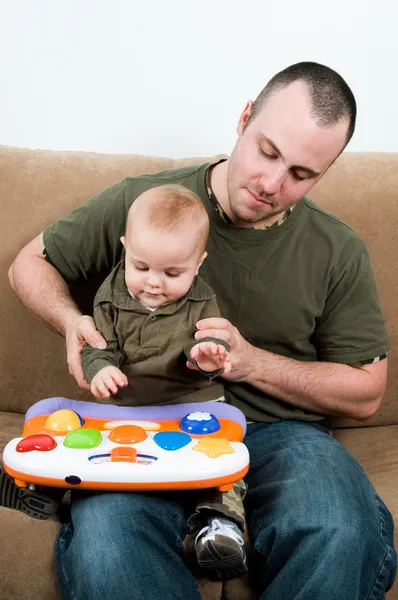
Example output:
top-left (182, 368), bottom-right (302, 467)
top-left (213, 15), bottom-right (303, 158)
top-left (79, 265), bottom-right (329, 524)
top-left (246, 61), bottom-right (357, 146)
top-left (130, 184), bottom-right (209, 254)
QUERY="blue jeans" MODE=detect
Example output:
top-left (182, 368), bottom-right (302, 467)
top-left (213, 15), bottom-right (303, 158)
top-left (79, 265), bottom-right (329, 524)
top-left (55, 421), bottom-right (397, 599)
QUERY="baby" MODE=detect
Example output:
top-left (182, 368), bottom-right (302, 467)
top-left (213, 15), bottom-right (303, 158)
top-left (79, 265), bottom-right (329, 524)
top-left (82, 184), bottom-right (247, 579)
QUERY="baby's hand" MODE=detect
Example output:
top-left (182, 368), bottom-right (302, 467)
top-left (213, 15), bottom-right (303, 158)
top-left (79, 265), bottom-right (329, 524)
top-left (189, 341), bottom-right (231, 375)
top-left (90, 366), bottom-right (128, 399)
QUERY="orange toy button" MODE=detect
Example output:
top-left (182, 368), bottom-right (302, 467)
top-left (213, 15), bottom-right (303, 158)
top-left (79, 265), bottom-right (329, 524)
top-left (108, 425), bottom-right (147, 444)
top-left (111, 447), bottom-right (137, 462)
top-left (193, 438), bottom-right (235, 458)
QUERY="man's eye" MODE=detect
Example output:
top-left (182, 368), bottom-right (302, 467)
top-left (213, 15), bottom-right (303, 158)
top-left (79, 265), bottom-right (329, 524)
top-left (260, 147), bottom-right (277, 159)
top-left (166, 272), bottom-right (180, 278)
top-left (292, 171), bottom-right (306, 181)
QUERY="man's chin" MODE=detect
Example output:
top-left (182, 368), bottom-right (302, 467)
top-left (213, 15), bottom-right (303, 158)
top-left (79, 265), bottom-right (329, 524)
top-left (231, 205), bottom-right (274, 227)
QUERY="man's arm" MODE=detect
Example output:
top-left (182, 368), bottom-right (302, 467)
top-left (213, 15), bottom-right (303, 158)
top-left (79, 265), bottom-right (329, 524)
top-left (8, 233), bottom-right (106, 388)
top-left (193, 317), bottom-right (387, 421)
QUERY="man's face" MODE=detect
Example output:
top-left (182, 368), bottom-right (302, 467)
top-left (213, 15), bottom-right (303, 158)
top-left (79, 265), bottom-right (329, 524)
top-left (226, 81), bottom-right (349, 228)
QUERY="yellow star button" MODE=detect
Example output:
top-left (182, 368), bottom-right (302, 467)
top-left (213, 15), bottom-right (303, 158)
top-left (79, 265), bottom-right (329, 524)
top-left (193, 438), bottom-right (235, 458)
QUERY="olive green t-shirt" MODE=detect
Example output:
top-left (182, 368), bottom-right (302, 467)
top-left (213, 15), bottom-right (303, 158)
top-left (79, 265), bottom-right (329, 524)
top-left (43, 162), bottom-right (390, 422)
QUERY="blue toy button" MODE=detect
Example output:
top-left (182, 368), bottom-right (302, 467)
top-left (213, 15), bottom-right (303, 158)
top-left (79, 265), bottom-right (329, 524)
top-left (153, 431), bottom-right (191, 451)
top-left (180, 412), bottom-right (221, 434)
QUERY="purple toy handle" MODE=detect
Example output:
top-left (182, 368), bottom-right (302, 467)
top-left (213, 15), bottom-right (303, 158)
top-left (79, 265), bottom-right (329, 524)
top-left (26, 397), bottom-right (247, 436)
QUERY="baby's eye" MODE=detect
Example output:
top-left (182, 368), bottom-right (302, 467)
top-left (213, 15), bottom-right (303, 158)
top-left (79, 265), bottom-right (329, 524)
top-left (134, 265), bottom-right (148, 271)
top-left (166, 272), bottom-right (180, 278)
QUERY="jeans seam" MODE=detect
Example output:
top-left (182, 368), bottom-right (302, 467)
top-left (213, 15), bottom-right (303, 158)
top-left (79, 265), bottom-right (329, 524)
top-left (56, 524), bottom-right (78, 600)
top-left (365, 490), bottom-right (396, 599)
top-left (366, 546), bottom-right (395, 600)
top-left (373, 489), bottom-right (386, 540)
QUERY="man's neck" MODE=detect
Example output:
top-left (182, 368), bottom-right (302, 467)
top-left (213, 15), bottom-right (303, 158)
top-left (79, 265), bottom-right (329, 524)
top-left (209, 160), bottom-right (231, 217)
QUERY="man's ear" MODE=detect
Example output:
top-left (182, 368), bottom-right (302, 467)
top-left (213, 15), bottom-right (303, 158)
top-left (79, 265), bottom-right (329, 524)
top-left (120, 236), bottom-right (126, 248)
top-left (195, 251), bottom-right (208, 274)
top-left (237, 100), bottom-right (253, 135)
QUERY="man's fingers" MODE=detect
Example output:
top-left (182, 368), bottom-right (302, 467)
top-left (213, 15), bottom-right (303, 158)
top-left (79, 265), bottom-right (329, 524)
top-left (196, 317), bottom-right (230, 330)
top-left (67, 349), bottom-right (91, 390)
top-left (195, 329), bottom-right (231, 343)
top-left (78, 317), bottom-right (107, 349)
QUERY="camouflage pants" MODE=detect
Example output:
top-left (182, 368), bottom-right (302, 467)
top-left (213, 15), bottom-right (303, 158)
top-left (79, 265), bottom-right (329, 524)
top-left (187, 478), bottom-right (247, 534)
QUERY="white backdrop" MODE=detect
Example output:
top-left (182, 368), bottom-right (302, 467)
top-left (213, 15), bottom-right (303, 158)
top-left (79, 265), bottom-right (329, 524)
top-left (1, 0), bottom-right (397, 157)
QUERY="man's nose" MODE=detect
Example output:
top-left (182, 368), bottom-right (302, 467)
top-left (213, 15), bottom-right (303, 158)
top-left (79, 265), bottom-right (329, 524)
top-left (259, 164), bottom-right (286, 195)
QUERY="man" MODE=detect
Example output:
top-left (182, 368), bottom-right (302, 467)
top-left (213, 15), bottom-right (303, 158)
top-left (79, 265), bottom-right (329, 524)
top-left (8, 62), bottom-right (397, 599)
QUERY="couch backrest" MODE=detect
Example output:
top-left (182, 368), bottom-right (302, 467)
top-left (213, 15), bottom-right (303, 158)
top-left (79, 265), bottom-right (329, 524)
top-left (0, 146), bottom-right (396, 427)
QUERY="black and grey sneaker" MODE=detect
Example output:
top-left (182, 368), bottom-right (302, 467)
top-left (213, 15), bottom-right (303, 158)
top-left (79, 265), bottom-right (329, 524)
top-left (0, 466), bottom-right (59, 520)
top-left (194, 517), bottom-right (247, 580)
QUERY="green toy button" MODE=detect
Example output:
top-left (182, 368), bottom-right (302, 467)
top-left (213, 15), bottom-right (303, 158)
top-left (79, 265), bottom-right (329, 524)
top-left (64, 428), bottom-right (102, 449)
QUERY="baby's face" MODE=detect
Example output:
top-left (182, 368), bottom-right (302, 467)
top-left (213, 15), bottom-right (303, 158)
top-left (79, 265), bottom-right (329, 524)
top-left (122, 224), bottom-right (206, 309)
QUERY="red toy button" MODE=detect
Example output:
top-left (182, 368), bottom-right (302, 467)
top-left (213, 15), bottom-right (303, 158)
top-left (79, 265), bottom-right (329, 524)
top-left (16, 434), bottom-right (57, 453)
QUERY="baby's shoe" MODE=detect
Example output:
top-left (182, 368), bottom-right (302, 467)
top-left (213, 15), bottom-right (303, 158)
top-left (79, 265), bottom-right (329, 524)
top-left (0, 466), bottom-right (59, 519)
top-left (194, 517), bottom-right (247, 580)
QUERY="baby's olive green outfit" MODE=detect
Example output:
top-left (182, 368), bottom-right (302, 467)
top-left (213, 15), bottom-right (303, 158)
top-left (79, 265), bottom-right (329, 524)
top-left (82, 260), bottom-right (227, 405)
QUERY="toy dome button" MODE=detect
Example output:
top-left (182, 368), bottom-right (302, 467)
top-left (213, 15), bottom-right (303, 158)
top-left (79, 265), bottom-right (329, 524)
top-left (16, 434), bottom-right (57, 453)
top-left (45, 409), bottom-right (84, 433)
top-left (179, 412), bottom-right (221, 435)
top-left (153, 431), bottom-right (191, 451)
top-left (108, 425), bottom-right (147, 444)
top-left (65, 475), bottom-right (82, 485)
top-left (111, 447), bottom-right (137, 462)
top-left (64, 428), bottom-right (102, 449)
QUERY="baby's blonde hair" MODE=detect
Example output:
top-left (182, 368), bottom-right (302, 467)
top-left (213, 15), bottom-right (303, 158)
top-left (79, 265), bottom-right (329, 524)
top-left (127, 184), bottom-right (209, 254)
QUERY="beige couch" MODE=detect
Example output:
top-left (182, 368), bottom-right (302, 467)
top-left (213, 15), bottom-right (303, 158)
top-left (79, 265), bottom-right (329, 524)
top-left (0, 145), bottom-right (397, 600)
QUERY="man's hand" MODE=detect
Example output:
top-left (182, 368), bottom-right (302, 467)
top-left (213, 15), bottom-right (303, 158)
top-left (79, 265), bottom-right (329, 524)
top-left (189, 317), bottom-right (255, 382)
top-left (90, 366), bottom-right (128, 399)
top-left (66, 315), bottom-right (107, 389)
top-left (189, 340), bottom-right (231, 375)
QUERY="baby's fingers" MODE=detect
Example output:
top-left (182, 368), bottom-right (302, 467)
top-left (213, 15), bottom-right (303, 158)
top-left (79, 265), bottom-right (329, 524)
top-left (113, 370), bottom-right (128, 388)
top-left (222, 361), bottom-right (232, 375)
top-left (93, 378), bottom-right (111, 399)
top-left (190, 345), bottom-right (200, 360)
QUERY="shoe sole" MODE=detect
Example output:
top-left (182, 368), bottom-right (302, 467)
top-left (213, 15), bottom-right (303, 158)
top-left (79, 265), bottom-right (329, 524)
top-left (0, 468), bottom-right (57, 519)
top-left (196, 540), bottom-right (247, 580)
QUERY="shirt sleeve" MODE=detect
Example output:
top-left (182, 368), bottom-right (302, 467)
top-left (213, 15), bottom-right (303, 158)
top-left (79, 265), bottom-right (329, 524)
top-left (42, 178), bottom-right (136, 284)
top-left (315, 243), bottom-right (390, 364)
top-left (81, 302), bottom-right (122, 383)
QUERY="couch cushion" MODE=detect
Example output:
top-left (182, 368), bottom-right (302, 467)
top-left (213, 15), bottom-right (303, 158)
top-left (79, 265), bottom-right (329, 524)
top-left (310, 153), bottom-right (398, 428)
top-left (0, 411), bottom-right (24, 454)
top-left (0, 507), bottom-right (61, 600)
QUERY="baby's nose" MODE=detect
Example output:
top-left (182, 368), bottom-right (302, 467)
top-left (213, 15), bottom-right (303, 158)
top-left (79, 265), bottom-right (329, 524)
top-left (147, 274), bottom-right (161, 287)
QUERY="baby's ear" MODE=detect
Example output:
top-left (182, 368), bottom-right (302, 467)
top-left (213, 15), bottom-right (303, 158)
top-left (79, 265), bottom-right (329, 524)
top-left (196, 251), bottom-right (208, 274)
top-left (120, 236), bottom-right (126, 248)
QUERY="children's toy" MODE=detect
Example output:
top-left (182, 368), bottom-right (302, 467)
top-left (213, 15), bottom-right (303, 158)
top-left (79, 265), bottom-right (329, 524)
top-left (3, 397), bottom-right (249, 492)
